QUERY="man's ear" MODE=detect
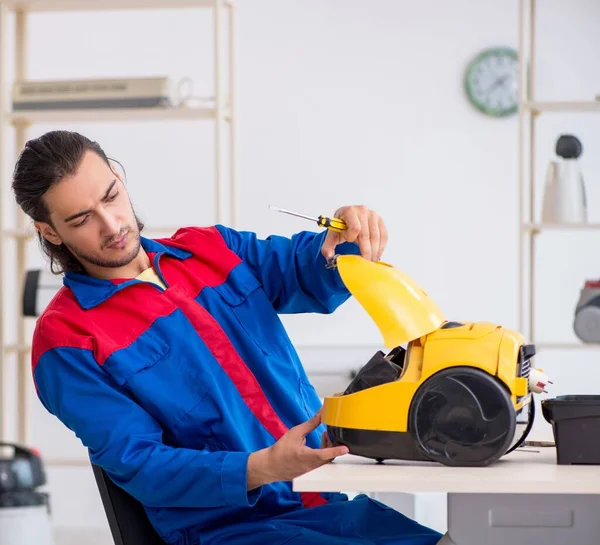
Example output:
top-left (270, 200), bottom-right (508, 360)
top-left (34, 221), bottom-right (62, 246)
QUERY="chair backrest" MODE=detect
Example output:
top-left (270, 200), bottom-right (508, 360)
top-left (91, 463), bottom-right (165, 545)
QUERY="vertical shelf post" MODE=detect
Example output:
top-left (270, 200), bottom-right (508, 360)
top-left (518, 0), bottom-right (537, 343)
top-left (214, 0), bottom-right (223, 224)
top-left (228, 2), bottom-right (236, 227)
top-left (15, 7), bottom-right (30, 446)
top-left (527, 0), bottom-right (536, 344)
top-left (0, 2), bottom-right (8, 446)
top-left (518, 0), bottom-right (525, 334)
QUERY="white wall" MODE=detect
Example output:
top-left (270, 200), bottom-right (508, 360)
top-left (1, 0), bottom-right (599, 539)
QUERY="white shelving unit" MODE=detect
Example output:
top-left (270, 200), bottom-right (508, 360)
top-left (8, 106), bottom-right (225, 124)
top-left (523, 101), bottom-right (600, 114)
top-left (517, 0), bottom-right (599, 351)
top-left (0, 0), bottom-right (236, 456)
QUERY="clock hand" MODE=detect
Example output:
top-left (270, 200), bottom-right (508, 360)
top-left (484, 74), bottom-right (509, 94)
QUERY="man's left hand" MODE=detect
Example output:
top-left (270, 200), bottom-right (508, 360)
top-left (321, 205), bottom-right (388, 262)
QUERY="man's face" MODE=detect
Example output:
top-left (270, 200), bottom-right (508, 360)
top-left (37, 150), bottom-right (142, 273)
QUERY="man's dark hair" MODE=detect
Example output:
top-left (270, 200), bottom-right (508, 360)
top-left (11, 130), bottom-right (142, 275)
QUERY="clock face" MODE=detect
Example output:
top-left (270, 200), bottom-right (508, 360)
top-left (465, 47), bottom-right (520, 117)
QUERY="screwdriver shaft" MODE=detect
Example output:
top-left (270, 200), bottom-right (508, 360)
top-left (269, 205), bottom-right (319, 223)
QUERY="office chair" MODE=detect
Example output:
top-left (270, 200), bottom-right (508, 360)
top-left (91, 462), bottom-right (165, 545)
top-left (23, 269), bottom-right (166, 545)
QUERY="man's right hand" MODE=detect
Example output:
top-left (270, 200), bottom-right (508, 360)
top-left (247, 411), bottom-right (349, 491)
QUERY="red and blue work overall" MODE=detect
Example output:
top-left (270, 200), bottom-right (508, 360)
top-left (32, 225), bottom-right (442, 545)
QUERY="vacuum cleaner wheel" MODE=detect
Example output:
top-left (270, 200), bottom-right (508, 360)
top-left (408, 367), bottom-right (516, 467)
top-left (573, 304), bottom-right (600, 343)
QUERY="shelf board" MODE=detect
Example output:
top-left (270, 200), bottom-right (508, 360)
top-left (44, 458), bottom-right (91, 467)
top-left (524, 101), bottom-right (600, 114)
top-left (1, 0), bottom-right (231, 12)
top-left (3, 228), bottom-right (34, 239)
top-left (535, 342), bottom-right (600, 351)
top-left (3, 344), bottom-right (32, 354)
top-left (3, 226), bottom-right (183, 240)
top-left (523, 222), bottom-right (600, 232)
top-left (8, 105), bottom-right (223, 125)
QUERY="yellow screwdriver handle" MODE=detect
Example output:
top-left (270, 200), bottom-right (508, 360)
top-left (317, 215), bottom-right (347, 233)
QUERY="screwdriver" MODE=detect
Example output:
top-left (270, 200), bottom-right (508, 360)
top-left (269, 205), bottom-right (347, 233)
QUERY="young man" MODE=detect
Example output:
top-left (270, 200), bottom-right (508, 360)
top-left (12, 131), bottom-right (446, 545)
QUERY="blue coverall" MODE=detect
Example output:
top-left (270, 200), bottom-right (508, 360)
top-left (32, 225), bottom-right (443, 545)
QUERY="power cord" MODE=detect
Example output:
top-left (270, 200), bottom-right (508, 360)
top-left (172, 77), bottom-right (228, 109)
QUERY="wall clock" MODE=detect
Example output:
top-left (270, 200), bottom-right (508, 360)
top-left (464, 47), bottom-right (520, 117)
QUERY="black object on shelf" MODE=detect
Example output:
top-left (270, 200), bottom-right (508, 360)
top-left (555, 134), bottom-right (583, 159)
top-left (541, 395), bottom-right (600, 465)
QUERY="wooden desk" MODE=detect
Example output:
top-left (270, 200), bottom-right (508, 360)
top-left (294, 447), bottom-right (600, 494)
top-left (293, 448), bottom-right (600, 545)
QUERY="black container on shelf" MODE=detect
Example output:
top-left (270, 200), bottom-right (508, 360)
top-left (542, 395), bottom-right (600, 465)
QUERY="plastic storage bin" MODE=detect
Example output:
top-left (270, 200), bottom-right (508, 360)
top-left (541, 395), bottom-right (600, 465)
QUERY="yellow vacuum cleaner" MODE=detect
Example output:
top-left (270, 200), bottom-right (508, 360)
top-left (322, 254), bottom-right (551, 467)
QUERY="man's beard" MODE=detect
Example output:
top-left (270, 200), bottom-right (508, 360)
top-left (65, 214), bottom-right (143, 270)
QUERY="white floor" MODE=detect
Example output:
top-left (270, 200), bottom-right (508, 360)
top-left (54, 528), bottom-right (113, 545)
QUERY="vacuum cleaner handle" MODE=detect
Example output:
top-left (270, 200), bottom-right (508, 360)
top-left (0, 441), bottom-right (39, 458)
top-left (0, 442), bottom-right (47, 488)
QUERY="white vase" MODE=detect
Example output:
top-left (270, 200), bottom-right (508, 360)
top-left (541, 135), bottom-right (587, 224)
